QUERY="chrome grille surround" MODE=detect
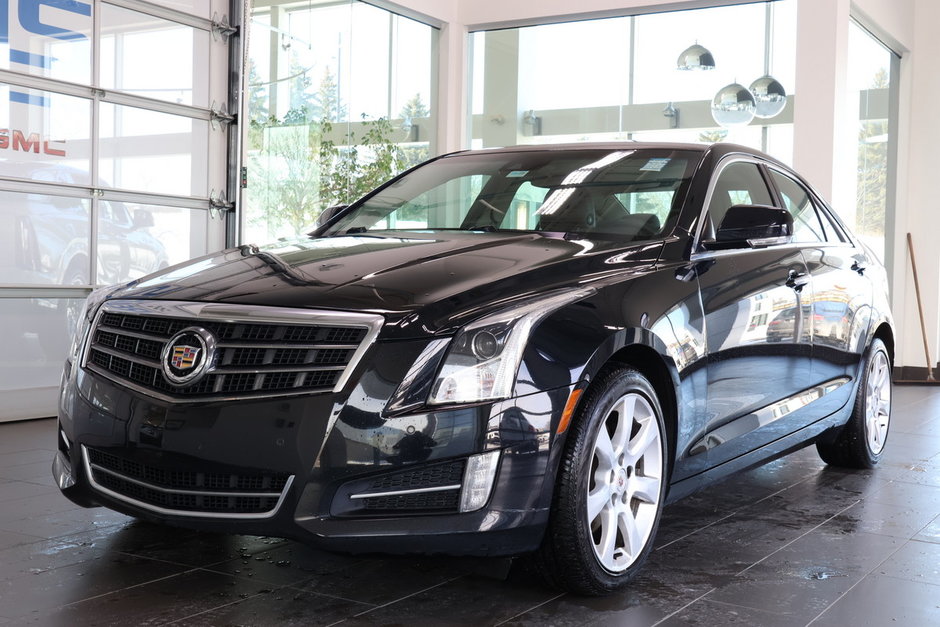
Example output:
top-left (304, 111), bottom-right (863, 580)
top-left (82, 446), bottom-right (294, 519)
top-left (81, 300), bottom-right (384, 403)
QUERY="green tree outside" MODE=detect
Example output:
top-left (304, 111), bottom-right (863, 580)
top-left (855, 67), bottom-right (889, 242)
top-left (246, 70), bottom-right (415, 240)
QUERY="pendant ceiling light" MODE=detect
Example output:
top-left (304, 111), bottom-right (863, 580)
top-left (749, 75), bottom-right (787, 119)
top-left (711, 82), bottom-right (756, 127)
top-left (677, 43), bottom-right (716, 71)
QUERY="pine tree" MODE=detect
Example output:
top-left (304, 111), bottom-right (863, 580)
top-left (399, 93), bottom-right (429, 120)
top-left (246, 59), bottom-right (269, 135)
top-left (855, 67), bottom-right (889, 239)
top-left (316, 67), bottom-right (346, 122)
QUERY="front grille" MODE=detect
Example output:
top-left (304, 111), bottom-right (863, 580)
top-left (336, 459), bottom-right (466, 516)
top-left (84, 446), bottom-right (293, 518)
top-left (82, 301), bottom-right (382, 402)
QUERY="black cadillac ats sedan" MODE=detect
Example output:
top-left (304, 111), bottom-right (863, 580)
top-left (54, 143), bottom-right (894, 595)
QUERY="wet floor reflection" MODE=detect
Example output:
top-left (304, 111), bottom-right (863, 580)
top-left (0, 385), bottom-right (938, 625)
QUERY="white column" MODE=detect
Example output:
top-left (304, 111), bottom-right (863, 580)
top-left (894, 0), bottom-right (940, 372)
top-left (792, 0), bottom-right (852, 208)
top-left (479, 29), bottom-right (520, 148)
top-left (433, 21), bottom-right (469, 153)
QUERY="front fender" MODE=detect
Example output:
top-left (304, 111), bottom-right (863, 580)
top-left (519, 286), bottom-right (708, 479)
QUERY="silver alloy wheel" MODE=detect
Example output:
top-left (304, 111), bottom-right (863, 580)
top-left (865, 349), bottom-right (891, 455)
top-left (586, 392), bottom-right (664, 573)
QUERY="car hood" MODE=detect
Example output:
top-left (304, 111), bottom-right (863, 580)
top-left (112, 231), bottom-right (662, 338)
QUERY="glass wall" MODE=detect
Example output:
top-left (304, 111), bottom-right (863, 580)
top-left (469, 1), bottom-right (796, 163)
top-left (844, 20), bottom-right (898, 265)
top-left (0, 0), bottom-right (229, 420)
top-left (242, 0), bottom-right (439, 243)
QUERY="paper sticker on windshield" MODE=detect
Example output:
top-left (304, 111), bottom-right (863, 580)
top-left (639, 158), bottom-right (670, 172)
top-left (506, 170), bottom-right (529, 178)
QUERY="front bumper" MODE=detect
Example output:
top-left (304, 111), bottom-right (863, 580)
top-left (55, 343), bottom-right (570, 556)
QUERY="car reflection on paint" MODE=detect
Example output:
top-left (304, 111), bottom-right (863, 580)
top-left (55, 143), bottom-right (894, 596)
top-left (0, 165), bottom-right (169, 287)
top-left (767, 305), bottom-right (807, 343)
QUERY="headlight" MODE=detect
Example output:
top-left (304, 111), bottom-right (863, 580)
top-left (428, 289), bottom-right (593, 405)
top-left (68, 284), bottom-right (123, 362)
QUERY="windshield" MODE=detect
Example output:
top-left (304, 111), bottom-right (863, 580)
top-left (323, 148), bottom-right (700, 242)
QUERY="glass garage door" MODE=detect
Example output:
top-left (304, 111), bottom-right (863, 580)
top-left (0, 0), bottom-right (234, 421)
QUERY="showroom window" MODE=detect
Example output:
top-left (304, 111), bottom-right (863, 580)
top-left (241, 0), bottom-right (439, 244)
top-left (469, 1), bottom-right (796, 163)
top-left (843, 19), bottom-right (899, 266)
top-left (0, 0), bottom-right (232, 420)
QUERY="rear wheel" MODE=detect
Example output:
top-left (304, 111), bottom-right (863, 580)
top-left (532, 367), bottom-right (667, 595)
top-left (816, 338), bottom-right (891, 468)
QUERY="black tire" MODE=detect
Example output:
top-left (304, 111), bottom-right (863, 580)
top-left (816, 338), bottom-right (892, 469)
top-left (532, 367), bottom-right (668, 595)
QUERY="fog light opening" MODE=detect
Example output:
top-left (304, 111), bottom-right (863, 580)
top-left (459, 450), bottom-right (501, 513)
top-left (53, 451), bottom-right (75, 490)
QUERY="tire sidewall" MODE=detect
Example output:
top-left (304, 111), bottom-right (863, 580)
top-left (562, 369), bottom-right (668, 592)
top-left (858, 338), bottom-right (891, 464)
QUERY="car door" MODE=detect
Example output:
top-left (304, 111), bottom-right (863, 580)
top-left (767, 167), bottom-right (873, 412)
top-left (691, 158), bottom-right (814, 467)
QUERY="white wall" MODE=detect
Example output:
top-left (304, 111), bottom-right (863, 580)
top-left (458, 0), bottom-right (762, 28)
top-left (847, 0), bottom-right (939, 374)
top-left (893, 0), bottom-right (940, 373)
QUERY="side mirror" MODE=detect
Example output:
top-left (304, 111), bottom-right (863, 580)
top-left (132, 209), bottom-right (155, 229)
top-left (708, 204), bottom-right (792, 249)
top-left (307, 204), bottom-right (348, 236)
top-left (317, 204), bottom-right (348, 226)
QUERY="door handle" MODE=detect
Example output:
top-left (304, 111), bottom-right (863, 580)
top-left (851, 260), bottom-right (867, 275)
top-left (786, 269), bottom-right (809, 292)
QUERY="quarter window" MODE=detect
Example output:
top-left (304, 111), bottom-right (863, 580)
top-left (814, 205), bottom-right (847, 243)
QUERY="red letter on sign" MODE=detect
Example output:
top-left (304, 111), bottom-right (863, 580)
top-left (13, 130), bottom-right (41, 153)
top-left (44, 140), bottom-right (66, 156)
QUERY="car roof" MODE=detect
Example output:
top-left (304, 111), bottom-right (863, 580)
top-left (445, 141), bottom-right (705, 157)
top-left (445, 141), bottom-right (772, 157)
top-left (443, 142), bottom-right (785, 167)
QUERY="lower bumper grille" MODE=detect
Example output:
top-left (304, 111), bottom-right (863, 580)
top-left (360, 490), bottom-right (460, 512)
top-left (83, 446), bottom-right (293, 519)
top-left (335, 459), bottom-right (466, 516)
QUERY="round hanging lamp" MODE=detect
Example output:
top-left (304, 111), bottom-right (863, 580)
top-left (677, 43), bottom-right (716, 71)
top-left (749, 75), bottom-right (787, 119)
top-left (711, 82), bottom-right (756, 127)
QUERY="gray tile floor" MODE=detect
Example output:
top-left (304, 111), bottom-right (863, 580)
top-left (1, 385), bottom-right (939, 626)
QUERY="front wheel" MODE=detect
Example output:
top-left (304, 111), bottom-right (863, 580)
top-left (532, 367), bottom-right (667, 595)
top-left (816, 338), bottom-right (892, 468)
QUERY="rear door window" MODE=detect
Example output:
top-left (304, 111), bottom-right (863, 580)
top-left (768, 170), bottom-right (826, 243)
